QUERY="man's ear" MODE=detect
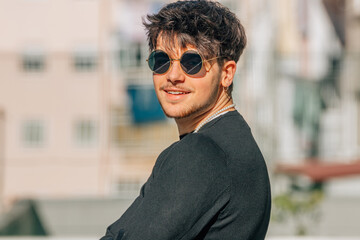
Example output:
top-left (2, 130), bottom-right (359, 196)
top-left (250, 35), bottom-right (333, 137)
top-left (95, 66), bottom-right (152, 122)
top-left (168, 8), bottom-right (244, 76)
top-left (221, 60), bottom-right (236, 88)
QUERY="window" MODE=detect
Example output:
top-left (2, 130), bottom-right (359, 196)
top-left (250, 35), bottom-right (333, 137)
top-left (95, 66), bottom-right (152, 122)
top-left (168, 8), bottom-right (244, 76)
top-left (22, 120), bottom-right (45, 147)
top-left (22, 48), bottom-right (46, 72)
top-left (73, 47), bottom-right (98, 71)
top-left (74, 120), bottom-right (98, 146)
top-left (118, 41), bottom-right (146, 69)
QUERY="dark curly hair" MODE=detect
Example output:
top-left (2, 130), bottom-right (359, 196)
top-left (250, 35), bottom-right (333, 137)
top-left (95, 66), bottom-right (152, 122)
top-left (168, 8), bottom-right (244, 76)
top-left (143, 0), bottom-right (247, 65)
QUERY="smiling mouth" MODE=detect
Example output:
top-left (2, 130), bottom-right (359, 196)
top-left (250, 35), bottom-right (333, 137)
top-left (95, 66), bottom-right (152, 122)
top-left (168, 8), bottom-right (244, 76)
top-left (164, 90), bottom-right (190, 95)
top-left (166, 91), bottom-right (188, 95)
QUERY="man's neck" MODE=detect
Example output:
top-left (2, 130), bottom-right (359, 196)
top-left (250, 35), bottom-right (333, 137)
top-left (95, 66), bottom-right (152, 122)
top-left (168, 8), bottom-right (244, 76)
top-left (175, 98), bottom-right (235, 136)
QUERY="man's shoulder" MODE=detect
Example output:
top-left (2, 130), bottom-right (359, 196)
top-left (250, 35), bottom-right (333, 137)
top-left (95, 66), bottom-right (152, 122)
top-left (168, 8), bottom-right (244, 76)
top-left (200, 111), bottom-right (250, 135)
top-left (205, 111), bottom-right (256, 146)
top-left (159, 132), bottom-right (228, 172)
top-left (217, 110), bottom-right (250, 131)
top-left (179, 132), bottom-right (226, 157)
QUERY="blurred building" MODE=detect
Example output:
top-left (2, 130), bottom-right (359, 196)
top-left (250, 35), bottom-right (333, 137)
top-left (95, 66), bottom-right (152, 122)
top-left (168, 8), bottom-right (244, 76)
top-left (0, 0), bottom-right (112, 208)
top-left (271, 0), bottom-right (360, 196)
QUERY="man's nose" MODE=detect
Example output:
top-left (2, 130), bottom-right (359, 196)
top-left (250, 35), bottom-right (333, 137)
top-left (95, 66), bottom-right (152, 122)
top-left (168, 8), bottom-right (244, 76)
top-left (166, 60), bottom-right (185, 83)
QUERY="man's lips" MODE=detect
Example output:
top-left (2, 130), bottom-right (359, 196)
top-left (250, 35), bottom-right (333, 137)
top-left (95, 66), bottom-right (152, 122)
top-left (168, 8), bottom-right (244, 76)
top-left (161, 87), bottom-right (191, 95)
top-left (165, 90), bottom-right (190, 95)
top-left (160, 87), bottom-right (191, 102)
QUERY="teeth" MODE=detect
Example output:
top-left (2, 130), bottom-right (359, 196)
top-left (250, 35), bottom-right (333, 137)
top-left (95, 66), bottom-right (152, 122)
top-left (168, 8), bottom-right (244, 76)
top-left (168, 91), bottom-right (185, 95)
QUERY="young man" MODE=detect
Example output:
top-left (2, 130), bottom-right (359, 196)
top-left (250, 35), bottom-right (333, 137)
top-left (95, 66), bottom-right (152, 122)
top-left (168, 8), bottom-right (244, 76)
top-left (100, 0), bottom-right (271, 239)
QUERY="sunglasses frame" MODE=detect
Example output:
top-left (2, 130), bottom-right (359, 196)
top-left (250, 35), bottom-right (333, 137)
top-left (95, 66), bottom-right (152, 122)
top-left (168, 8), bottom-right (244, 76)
top-left (146, 49), bottom-right (221, 76)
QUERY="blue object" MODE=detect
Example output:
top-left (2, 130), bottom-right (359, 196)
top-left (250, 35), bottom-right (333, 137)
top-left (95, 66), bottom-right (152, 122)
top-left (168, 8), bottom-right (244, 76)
top-left (127, 85), bottom-right (166, 124)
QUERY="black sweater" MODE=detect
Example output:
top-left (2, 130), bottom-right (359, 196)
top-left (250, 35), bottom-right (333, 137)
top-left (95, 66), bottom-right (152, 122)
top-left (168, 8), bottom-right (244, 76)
top-left (101, 111), bottom-right (271, 240)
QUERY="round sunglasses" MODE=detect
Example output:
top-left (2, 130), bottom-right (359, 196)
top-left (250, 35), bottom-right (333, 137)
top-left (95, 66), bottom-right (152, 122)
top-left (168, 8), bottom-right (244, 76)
top-left (147, 50), bottom-right (220, 76)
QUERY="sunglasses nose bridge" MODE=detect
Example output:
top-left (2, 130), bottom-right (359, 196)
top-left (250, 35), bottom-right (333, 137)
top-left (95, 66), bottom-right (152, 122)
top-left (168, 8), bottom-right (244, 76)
top-left (170, 57), bottom-right (188, 74)
top-left (168, 58), bottom-right (183, 74)
top-left (169, 58), bottom-right (181, 64)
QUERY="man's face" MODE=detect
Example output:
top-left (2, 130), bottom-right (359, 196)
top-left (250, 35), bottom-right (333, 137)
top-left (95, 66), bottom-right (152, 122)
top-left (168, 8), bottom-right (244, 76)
top-left (152, 40), bottom-right (222, 120)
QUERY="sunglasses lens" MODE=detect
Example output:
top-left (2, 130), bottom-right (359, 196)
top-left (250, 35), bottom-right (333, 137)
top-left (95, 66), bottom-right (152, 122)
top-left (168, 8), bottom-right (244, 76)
top-left (181, 52), bottom-right (203, 75)
top-left (148, 51), bottom-right (170, 74)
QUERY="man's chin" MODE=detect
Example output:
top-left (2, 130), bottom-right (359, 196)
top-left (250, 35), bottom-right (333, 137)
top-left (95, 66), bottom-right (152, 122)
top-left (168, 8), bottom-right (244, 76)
top-left (162, 108), bottom-right (192, 120)
top-left (163, 111), bottom-right (189, 120)
top-left (162, 105), bottom-right (205, 120)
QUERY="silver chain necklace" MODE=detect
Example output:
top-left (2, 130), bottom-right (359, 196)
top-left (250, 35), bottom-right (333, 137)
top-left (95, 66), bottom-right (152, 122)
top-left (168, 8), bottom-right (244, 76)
top-left (194, 104), bottom-right (235, 133)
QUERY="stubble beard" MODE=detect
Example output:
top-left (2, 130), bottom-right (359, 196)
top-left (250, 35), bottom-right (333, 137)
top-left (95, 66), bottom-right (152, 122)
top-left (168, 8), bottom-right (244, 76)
top-left (160, 80), bottom-right (221, 120)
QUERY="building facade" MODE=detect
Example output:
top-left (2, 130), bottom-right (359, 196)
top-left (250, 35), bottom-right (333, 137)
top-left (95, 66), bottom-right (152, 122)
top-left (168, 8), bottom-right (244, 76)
top-left (1, 0), bottom-right (360, 213)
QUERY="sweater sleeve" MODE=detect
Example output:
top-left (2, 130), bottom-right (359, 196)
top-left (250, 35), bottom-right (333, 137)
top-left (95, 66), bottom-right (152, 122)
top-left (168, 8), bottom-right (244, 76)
top-left (100, 134), bottom-right (230, 240)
